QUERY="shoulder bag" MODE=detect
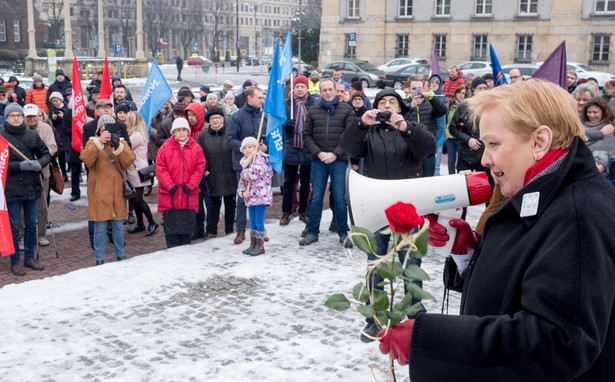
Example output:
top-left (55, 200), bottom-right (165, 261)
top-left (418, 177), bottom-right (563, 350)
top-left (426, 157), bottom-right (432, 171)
top-left (103, 147), bottom-right (136, 199)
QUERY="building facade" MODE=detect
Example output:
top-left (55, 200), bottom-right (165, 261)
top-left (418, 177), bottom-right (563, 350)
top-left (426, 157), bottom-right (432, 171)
top-left (0, 0), bottom-right (48, 53)
top-left (319, 0), bottom-right (615, 73)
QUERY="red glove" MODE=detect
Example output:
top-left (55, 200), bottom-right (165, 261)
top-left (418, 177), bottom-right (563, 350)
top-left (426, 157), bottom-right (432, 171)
top-left (377, 319), bottom-right (415, 366)
top-left (449, 219), bottom-right (477, 255)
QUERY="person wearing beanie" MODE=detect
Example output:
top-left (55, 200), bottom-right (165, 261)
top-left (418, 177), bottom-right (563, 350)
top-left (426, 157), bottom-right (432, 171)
top-left (199, 85), bottom-right (211, 103)
top-left (234, 80), bottom-right (256, 109)
top-left (309, 71), bottom-right (321, 96)
top-left (1, 101), bottom-right (51, 276)
top-left (114, 103), bottom-right (130, 122)
top-left (349, 79), bottom-right (372, 109)
top-left (221, 80), bottom-right (234, 98)
top-left (202, 92), bottom-right (228, 120)
top-left (48, 89), bottom-right (69, 181)
top-left (80, 109), bottom-right (136, 266)
top-left (87, 70), bottom-right (103, 98)
top-left (156, 102), bottom-right (187, 148)
top-left (111, 76), bottom-right (134, 101)
top-left (196, 106), bottom-right (237, 240)
top-left (278, 74), bottom-right (317, 227)
top-left (47, 68), bottom-right (71, 111)
top-left (223, 92), bottom-right (239, 115)
top-left (7, 76), bottom-right (26, 106)
top-left (156, 116), bottom-right (206, 248)
top-left (26, 74), bottom-right (49, 114)
top-left (236, 135), bottom-right (273, 256)
top-left (177, 87), bottom-right (194, 105)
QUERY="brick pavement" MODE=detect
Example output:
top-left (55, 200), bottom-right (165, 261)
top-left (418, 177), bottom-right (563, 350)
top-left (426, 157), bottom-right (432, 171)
top-left (0, 181), bottom-right (330, 289)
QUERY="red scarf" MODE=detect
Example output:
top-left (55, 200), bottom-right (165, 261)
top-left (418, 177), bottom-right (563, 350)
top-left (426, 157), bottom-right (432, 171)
top-left (523, 148), bottom-right (569, 186)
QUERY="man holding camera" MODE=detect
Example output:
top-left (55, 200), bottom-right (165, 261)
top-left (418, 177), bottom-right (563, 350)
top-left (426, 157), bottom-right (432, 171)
top-left (406, 74), bottom-right (448, 177)
top-left (341, 89), bottom-right (436, 342)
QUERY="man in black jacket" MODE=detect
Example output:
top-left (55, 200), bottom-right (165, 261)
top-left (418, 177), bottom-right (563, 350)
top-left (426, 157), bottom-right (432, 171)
top-left (7, 76), bottom-right (26, 106)
top-left (299, 78), bottom-right (355, 248)
top-left (1, 103), bottom-right (51, 276)
top-left (341, 88), bottom-right (436, 341)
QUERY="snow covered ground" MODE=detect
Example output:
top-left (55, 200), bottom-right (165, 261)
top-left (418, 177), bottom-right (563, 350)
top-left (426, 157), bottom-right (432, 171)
top-left (0, 204), bottom-right (483, 381)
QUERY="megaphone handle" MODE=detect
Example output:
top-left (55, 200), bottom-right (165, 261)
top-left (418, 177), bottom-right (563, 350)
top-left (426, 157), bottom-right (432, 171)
top-left (436, 208), bottom-right (464, 255)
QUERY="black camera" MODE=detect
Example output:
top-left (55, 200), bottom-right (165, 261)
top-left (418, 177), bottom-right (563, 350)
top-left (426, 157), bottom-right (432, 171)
top-left (52, 110), bottom-right (60, 115)
top-left (376, 111), bottom-right (391, 123)
top-left (414, 89), bottom-right (424, 99)
top-left (105, 123), bottom-right (121, 149)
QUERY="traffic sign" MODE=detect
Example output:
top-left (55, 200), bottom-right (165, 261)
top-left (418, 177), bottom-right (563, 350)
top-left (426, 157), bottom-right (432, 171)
top-left (193, 42), bottom-right (199, 49)
top-left (114, 44), bottom-right (123, 54)
top-left (348, 33), bottom-right (356, 47)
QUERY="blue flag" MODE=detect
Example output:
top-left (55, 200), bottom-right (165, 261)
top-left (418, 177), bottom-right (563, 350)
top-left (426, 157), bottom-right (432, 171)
top-left (263, 31), bottom-right (293, 173)
top-left (489, 44), bottom-right (508, 87)
top-left (138, 58), bottom-right (173, 137)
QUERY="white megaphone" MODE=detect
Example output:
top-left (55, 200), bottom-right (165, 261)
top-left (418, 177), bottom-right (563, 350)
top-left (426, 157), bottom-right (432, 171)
top-left (346, 169), bottom-right (492, 253)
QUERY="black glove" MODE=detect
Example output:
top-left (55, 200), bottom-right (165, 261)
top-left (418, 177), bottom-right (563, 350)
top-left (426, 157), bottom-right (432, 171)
top-left (109, 133), bottom-right (120, 149)
top-left (182, 185), bottom-right (191, 195)
top-left (169, 185), bottom-right (178, 196)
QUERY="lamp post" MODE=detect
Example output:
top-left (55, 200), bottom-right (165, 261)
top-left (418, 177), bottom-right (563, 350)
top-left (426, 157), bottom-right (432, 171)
top-left (236, 0), bottom-right (240, 72)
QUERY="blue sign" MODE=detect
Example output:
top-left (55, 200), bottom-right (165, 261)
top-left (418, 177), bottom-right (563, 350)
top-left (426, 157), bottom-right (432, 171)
top-left (348, 33), bottom-right (356, 42)
top-left (224, 39), bottom-right (228, 51)
top-left (193, 42), bottom-right (199, 49)
top-left (114, 44), bottom-right (122, 54)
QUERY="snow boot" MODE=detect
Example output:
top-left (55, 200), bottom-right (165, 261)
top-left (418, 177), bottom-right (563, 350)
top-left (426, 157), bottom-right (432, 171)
top-left (242, 230), bottom-right (257, 254)
top-left (248, 231), bottom-right (266, 256)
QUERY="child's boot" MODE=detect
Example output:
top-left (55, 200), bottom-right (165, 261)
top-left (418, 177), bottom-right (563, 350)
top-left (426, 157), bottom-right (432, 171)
top-left (248, 231), bottom-right (266, 256)
top-left (242, 230), bottom-right (257, 254)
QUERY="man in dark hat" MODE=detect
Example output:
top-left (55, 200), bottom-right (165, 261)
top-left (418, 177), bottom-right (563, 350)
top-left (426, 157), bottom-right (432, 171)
top-left (86, 70), bottom-right (103, 98)
top-left (234, 80), bottom-right (256, 109)
top-left (47, 69), bottom-right (72, 110)
top-left (340, 88), bottom-right (436, 341)
top-left (7, 76), bottom-right (26, 106)
top-left (156, 101), bottom-right (187, 147)
top-left (350, 80), bottom-right (372, 109)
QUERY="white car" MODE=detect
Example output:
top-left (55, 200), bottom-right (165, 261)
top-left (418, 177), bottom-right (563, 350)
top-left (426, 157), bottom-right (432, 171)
top-left (457, 61), bottom-right (492, 79)
top-left (536, 61), bottom-right (615, 88)
top-left (378, 57), bottom-right (429, 72)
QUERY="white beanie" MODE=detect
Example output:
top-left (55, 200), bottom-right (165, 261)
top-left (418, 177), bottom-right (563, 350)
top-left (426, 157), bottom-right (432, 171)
top-left (241, 136), bottom-right (258, 149)
top-left (171, 117), bottom-right (190, 133)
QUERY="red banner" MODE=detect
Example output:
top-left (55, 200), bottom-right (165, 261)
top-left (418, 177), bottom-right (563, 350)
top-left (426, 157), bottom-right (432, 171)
top-left (0, 135), bottom-right (15, 257)
top-left (71, 57), bottom-right (86, 152)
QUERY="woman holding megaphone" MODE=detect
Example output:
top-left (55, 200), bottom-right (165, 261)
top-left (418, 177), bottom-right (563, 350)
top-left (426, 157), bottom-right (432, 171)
top-left (377, 80), bottom-right (615, 381)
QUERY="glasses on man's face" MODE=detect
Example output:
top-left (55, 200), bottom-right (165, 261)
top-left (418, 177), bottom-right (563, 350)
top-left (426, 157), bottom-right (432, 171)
top-left (509, 75), bottom-right (522, 80)
top-left (209, 116), bottom-right (223, 121)
top-left (377, 99), bottom-right (399, 106)
top-left (6, 113), bottom-right (23, 119)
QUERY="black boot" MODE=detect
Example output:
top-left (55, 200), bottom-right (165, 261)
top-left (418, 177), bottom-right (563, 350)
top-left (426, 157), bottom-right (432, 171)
top-left (127, 212), bottom-right (135, 225)
top-left (329, 209), bottom-right (338, 232)
top-left (242, 230), bottom-right (257, 254)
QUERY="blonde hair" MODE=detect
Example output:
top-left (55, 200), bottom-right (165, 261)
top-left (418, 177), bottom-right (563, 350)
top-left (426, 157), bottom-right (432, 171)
top-left (125, 111), bottom-right (149, 143)
top-left (466, 80), bottom-right (586, 149)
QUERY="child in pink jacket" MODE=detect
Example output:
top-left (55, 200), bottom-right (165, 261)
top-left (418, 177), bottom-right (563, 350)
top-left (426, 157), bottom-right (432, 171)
top-left (237, 136), bottom-right (273, 256)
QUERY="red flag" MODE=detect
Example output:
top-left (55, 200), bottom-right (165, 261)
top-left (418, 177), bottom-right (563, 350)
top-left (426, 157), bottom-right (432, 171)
top-left (0, 135), bottom-right (15, 257)
top-left (71, 57), bottom-right (87, 152)
top-left (100, 56), bottom-right (112, 102)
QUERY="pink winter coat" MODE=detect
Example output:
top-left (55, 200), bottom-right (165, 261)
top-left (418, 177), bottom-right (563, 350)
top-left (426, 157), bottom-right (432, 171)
top-left (237, 154), bottom-right (273, 207)
top-left (126, 131), bottom-right (150, 188)
top-left (156, 136), bottom-right (206, 213)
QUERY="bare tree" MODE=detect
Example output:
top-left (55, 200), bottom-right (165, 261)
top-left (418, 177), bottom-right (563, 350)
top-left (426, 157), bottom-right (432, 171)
top-left (118, 3), bottom-right (137, 55)
top-left (75, 0), bottom-right (99, 56)
top-left (143, 0), bottom-right (174, 58)
top-left (44, 0), bottom-right (64, 43)
top-left (178, 0), bottom-right (206, 59)
top-left (207, 0), bottom-right (232, 58)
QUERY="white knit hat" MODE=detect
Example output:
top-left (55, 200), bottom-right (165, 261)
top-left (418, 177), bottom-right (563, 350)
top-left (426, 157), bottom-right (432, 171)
top-left (171, 117), bottom-right (190, 133)
top-left (241, 136), bottom-right (258, 149)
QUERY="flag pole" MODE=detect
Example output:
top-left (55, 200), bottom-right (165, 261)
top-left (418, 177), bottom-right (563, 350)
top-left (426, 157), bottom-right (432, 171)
top-left (290, 73), bottom-right (294, 119)
top-left (7, 142), bottom-right (31, 162)
top-left (246, 111), bottom-right (267, 194)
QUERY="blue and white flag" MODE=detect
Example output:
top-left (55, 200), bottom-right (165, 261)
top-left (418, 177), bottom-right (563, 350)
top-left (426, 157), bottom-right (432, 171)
top-left (263, 31), bottom-right (293, 173)
top-left (138, 58), bottom-right (173, 137)
top-left (489, 44), bottom-right (508, 87)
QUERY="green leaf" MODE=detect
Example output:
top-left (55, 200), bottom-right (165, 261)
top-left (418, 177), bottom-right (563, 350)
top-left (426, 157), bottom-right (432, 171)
top-left (376, 263), bottom-right (395, 281)
top-left (375, 310), bottom-right (389, 328)
top-left (379, 227), bottom-right (392, 235)
top-left (357, 304), bottom-right (374, 319)
top-left (414, 230), bottom-right (429, 255)
top-left (404, 264), bottom-right (431, 281)
top-left (405, 302), bottom-right (425, 317)
top-left (376, 281), bottom-right (389, 287)
top-left (352, 282), bottom-right (370, 303)
top-left (372, 289), bottom-right (390, 310)
top-left (393, 261), bottom-right (405, 277)
top-left (393, 291), bottom-right (416, 313)
top-left (388, 310), bottom-right (405, 327)
top-left (406, 282), bottom-right (436, 301)
top-left (324, 294), bottom-right (351, 311)
top-left (350, 226), bottom-right (378, 253)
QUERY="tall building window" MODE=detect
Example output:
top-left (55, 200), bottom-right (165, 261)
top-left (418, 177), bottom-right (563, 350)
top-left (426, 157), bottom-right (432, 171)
top-left (345, 33), bottom-right (356, 58)
top-left (595, 0), bottom-right (615, 12)
top-left (592, 34), bottom-right (610, 63)
top-left (348, 0), bottom-right (360, 18)
top-left (473, 35), bottom-right (487, 59)
top-left (435, 0), bottom-right (451, 15)
top-left (519, 0), bottom-right (538, 14)
top-left (476, 0), bottom-right (492, 14)
top-left (399, 0), bottom-right (412, 17)
top-left (434, 34), bottom-right (447, 58)
top-left (516, 35), bottom-right (533, 62)
top-left (13, 19), bottom-right (20, 43)
top-left (397, 34), bottom-right (409, 56)
top-left (0, 19), bottom-right (5, 42)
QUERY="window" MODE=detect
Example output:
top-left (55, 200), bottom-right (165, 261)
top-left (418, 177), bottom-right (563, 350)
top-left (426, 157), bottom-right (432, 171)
top-left (595, 0), bottom-right (615, 12)
top-left (399, 0), bottom-right (412, 17)
top-left (516, 35), bottom-right (533, 62)
top-left (519, 0), bottom-right (538, 14)
top-left (435, 0), bottom-right (451, 15)
top-left (592, 35), bottom-right (610, 63)
top-left (345, 33), bottom-right (356, 58)
top-left (397, 34), bottom-right (409, 56)
top-left (0, 19), bottom-right (5, 42)
top-left (434, 34), bottom-right (447, 58)
top-left (473, 35), bottom-right (487, 59)
top-left (13, 19), bottom-right (19, 43)
top-left (348, 0), bottom-right (360, 18)
top-left (475, 0), bottom-right (492, 14)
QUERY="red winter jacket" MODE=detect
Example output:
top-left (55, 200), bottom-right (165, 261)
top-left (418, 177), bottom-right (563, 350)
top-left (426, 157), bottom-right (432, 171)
top-left (443, 72), bottom-right (465, 97)
top-left (156, 136), bottom-right (206, 213)
top-left (183, 102), bottom-right (205, 140)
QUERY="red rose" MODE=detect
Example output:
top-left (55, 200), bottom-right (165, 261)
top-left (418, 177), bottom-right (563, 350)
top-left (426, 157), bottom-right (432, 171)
top-left (384, 202), bottom-right (425, 234)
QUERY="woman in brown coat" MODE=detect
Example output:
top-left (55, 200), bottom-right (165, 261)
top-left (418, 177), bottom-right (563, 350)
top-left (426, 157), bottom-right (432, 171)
top-left (80, 114), bottom-right (135, 265)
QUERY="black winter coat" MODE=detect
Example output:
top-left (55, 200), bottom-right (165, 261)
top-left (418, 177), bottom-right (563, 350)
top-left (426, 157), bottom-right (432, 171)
top-left (62, 108), bottom-right (82, 163)
top-left (302, 100), bottom-right (354, 162)
top-left (410, 138), bottom-right (615, 381)
top-left (47, 78), bottom-right (72, 110)
top-left (155, 115), bottom-right (174, 148)
top-left (49, 104), bottom-right (67, 152)
top-left (197, 125), bottom-right (237, 197)
top-left (404, 96), bottom-right (447, 145)
top-left (225, 103), bottom-right (267, 171)
top-left (448, 101), bottom-right (483, 166)
top-left (282, 94), bottom-right (316, 166)
top-left (341, 119), bottom-right (435, 179)
top-left (1, 122), bottom-right (51, 202)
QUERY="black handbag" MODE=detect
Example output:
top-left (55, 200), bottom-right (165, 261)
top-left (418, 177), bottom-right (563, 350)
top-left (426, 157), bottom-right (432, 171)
top-left (163, 191), bottom-right (196, 235)
top-left (138, 164), bottom-right (156, 182)
top-left (104, 147), bottom-right (136, 199)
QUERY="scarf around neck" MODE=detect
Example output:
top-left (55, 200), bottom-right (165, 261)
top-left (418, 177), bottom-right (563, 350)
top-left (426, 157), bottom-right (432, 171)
top-left (320, 96), bottom-right (338, 116)
top-left (523, 148), bottom-right (570, 186)
top-left (293, 95), bottom-right (309, 148)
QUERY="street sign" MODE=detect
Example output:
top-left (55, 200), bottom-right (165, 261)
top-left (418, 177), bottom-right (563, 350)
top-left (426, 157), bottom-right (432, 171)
top-left (193, 42), bottom-right (199, 49)
top-left (161, 40), bottom-right (168, 47)
top-left (114, 44), bottom-right (123, 54)
top-left (348, 33), bottom-right (356, 47)
top-left (47, 49), bottom-right (57, 83)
